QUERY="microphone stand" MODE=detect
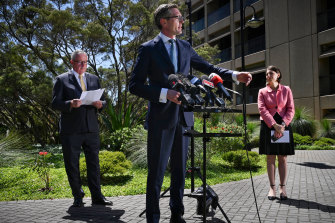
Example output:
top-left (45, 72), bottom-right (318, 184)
top-left (185, 0), bottom-right (195, 193)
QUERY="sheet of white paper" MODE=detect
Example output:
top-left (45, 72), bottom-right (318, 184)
top-left (80, 88), bottom-right (104, 105)
top-left (271, 130), bottom-right (290, 143)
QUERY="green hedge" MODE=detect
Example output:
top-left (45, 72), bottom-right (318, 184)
top-left (295, 145), bottom-right (335, 150)
top-left (293, 133), bottom-right (313, 145)
top-left (222, 150), bottom-right (261, 170)
top-left (79, 151), bottom-right (132, 178)
top-left (314, 137), bottom-right (335, 145)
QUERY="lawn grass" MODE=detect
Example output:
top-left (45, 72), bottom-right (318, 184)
top-left (0, 153), bottom-right (267, 201)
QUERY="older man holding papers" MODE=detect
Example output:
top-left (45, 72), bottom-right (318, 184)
top-left (52, 50), bottom-right (112, 207)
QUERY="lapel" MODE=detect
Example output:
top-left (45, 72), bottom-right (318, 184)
top-left (153, 35), bottom-right (176, 73)
top-left (84, 72), bottom-right (90, 91)
top-left (68, 71), bottom-right (82, 92)
top-left (176, 39), bottom-right (186, 73)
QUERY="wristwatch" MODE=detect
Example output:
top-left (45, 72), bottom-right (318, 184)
top-left (281, 121), bottom-right (286, 127)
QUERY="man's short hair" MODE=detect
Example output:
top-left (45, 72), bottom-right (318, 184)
top-left (154, 4), bottom-right (178, 30)
top-left (71, 50), bottom-right (87, 61)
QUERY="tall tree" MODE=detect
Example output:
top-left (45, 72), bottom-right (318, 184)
top-left (0, 0), bottom-right (159, 143)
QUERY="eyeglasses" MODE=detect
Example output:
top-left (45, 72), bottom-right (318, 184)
top-left (74, 61), bottom-right (88, 65)
top-left (165, 15), bottom-right (184, 22)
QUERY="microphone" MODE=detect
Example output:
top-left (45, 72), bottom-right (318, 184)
top-left (181, 77), bottom-right (205, 105)
top-left (209, 73), bottom-right (232, 101)
top-left (201, 75), bottom-right (225, 107)
top-left (187, 75), bottom-right (207, 94)
top-left (168, 74), bottom-right (195, 107)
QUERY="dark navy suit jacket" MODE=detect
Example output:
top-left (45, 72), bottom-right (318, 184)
top-left (129, 35), bottom-right (234, 129)
top-left (52, 71), bottom-right (105, 134)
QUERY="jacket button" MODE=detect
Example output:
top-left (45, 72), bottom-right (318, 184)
top-left (275, 106), bottom-right (278, 109)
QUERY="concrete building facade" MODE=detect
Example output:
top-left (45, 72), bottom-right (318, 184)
top-left (188, 0), bottom-right (335, 121)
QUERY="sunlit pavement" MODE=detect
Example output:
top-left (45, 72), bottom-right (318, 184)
top-left (0, 150), bottom-right (335, 222)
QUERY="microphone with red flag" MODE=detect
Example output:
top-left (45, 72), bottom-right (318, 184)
top-left (200, 75), bottom-right (225, 107)
top-left (208, 73), bottom-right (232, 102)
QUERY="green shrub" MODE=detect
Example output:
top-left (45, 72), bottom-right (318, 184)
top-left (319, 119), bottom-right (335, 139)
top-left (0, 131), bottom-right (33, 167)
top-left (296, 145), bottom-right (334, 150)
top-left (107, 127), bottom-right (133, 151)
top-left (291, 107), bottom-right (317, 137)
top-left (293, 133), bottom-right (313, 145)
top-left (234, 114), bottom-right (244, 126)
top-left (122, 127), bottom-right (148, 168)
top-left (313, 140), bottom-right (330, 147)
top-left (247, 122), bottom-right (258, 137)
top-left (295, 145), bottom-right (308, 150)
top-left (248, 136), bottom-right (259, 149)
top-left (80, 151), bottom-right (132, 178)
top-left (317, 137), bottom-right (335, 145)
top-left (222, 150), bottom-right (261, 170)
top-left (0, 131), bottom-right (31, 151)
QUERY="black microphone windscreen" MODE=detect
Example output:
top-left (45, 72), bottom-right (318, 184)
top-left (168, 74), bottom-right (178, 82)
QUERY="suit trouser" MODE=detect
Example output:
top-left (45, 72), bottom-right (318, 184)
top-left (60, 132), bottom-right (102, 199)
top-left (146, 120), bottom-right (190, 223)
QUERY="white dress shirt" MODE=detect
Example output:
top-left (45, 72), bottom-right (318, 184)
top-left (72, 69), bottom-right (87, 90)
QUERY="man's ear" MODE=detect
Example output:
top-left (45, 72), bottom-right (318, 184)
top-left (160, 18), bottom-right (167, 27)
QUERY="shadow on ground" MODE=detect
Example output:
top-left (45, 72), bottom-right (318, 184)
top-left (189, 210), bottom-right (229, 223)
top-left (296, 162), bottom-right (335, 169)
top-left (64, 206), bottom-right (126, 222)
top-left (277, 198), bottom-right (335, 213)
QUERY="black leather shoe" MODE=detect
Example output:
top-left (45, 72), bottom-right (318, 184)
top-left (170, 212), bottom-right (186, 223)
top-left (72, 198), bottom-right (84, 207)
top-left (92, 196), bottom-right (113, 206)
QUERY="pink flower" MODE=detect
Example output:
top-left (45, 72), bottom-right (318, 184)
top-left (39, 152), bottom-right (48, 156)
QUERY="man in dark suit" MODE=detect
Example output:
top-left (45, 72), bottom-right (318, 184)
top-left (129, 4), bottom-right (252, 223)
top-left (52, 50), bottom-right (112, 207)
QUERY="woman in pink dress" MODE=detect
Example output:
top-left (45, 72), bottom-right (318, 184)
top-left (258, 65), bottom-right (295, 200)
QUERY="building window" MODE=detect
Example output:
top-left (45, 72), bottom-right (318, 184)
top-left (235, 24), bottom-right (265, 58)
top-left (317, 0), bottom-right (335, 32)
top-left (207, 0), bottom-right (230, 27)
top-left (210, 35), bottom-right (232, 63)
top-left (192, 8), bottom-right (205, 33)
top-left (233, 0), bottom-right (260, 13)
top-left (319, 56), bottom-right (335, 96)
top-left (236, 72), bottom-right (266, 105)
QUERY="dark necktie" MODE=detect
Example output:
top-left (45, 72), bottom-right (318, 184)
top-left (168, 39), bottom-right (178, 73)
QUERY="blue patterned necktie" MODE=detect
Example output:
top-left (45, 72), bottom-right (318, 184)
top-left (169, 39), bottom-right (178, 73)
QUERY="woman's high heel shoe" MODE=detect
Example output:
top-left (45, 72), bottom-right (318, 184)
top-left (279, 184), bottom-right (288, 200)
top-left (268, 185), bottom-right (276, 200)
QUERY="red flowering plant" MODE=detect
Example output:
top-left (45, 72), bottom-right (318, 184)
top-left (31, 151), bottom-right (54, 191)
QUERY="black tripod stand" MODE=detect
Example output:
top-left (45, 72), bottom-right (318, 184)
top-left (138, 106), bottom-right (243, 223)
top-left (184, 107), bottom-right (242, 223)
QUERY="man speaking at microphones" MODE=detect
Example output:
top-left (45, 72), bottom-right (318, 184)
top-left (129, 3), bottom-right (252, 223)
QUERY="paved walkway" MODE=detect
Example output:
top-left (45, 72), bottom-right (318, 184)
top-left (0, 150), bottom-right (335, 222)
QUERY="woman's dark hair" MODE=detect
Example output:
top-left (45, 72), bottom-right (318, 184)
top-left (154, 4), bottom-right (178, 30)
top-left (267, 65), bottom-right (282, 83)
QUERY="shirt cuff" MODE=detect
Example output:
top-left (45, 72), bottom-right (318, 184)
top-left (159, 88), bottom-right (168, 103)
top-left (232, 71), bottom-right (240, 85)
